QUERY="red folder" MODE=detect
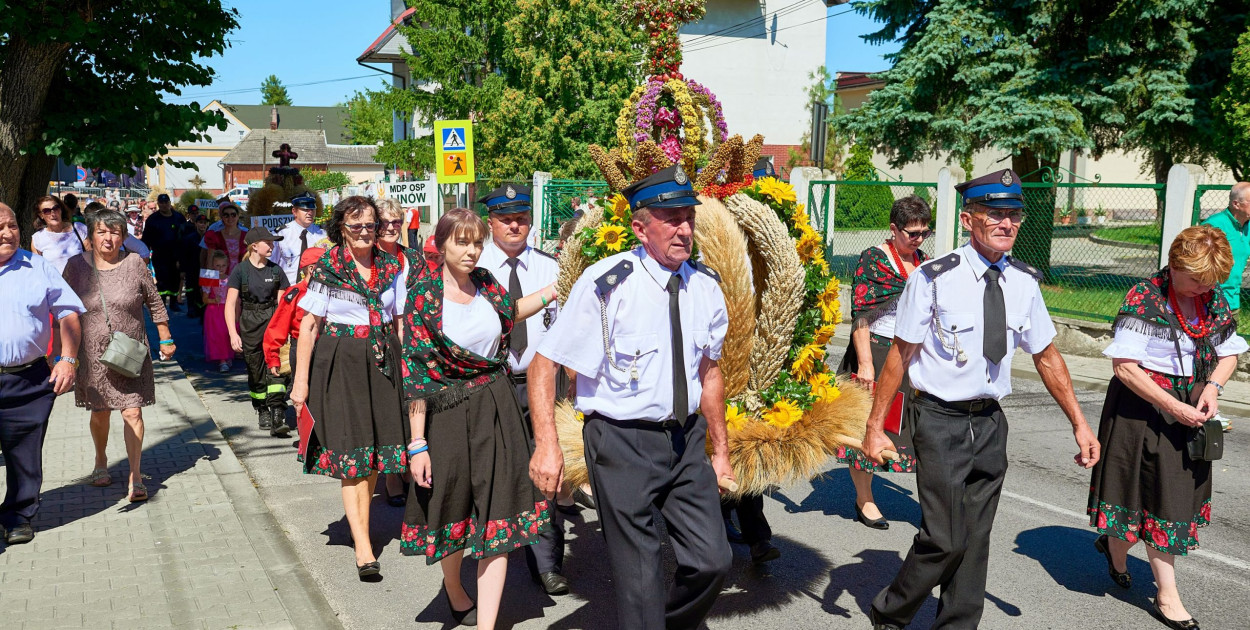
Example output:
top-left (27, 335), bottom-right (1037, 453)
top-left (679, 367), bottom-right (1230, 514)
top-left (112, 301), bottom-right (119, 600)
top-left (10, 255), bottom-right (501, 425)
top-left (297, 405), bottom-right (315, 457)
top-left (853, 374), bottom-right (904, 436)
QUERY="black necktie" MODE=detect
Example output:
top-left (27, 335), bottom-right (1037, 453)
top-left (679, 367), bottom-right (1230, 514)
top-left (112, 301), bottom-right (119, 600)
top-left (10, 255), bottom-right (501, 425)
top-left (300, 228), bottom-right (309, 256)
top-left (983, 265), bottom-right (1007, 364)
top-left (506, 258), bottom-right (527, 355)
top-left (667, 273), bottom-right (687, 421)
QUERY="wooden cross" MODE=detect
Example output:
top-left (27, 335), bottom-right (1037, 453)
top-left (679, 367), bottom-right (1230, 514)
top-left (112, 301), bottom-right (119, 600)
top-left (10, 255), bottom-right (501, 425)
top-left (272, 143), bottom-right (298, 167)
top-left (189, 174), bottom-right (206, 189)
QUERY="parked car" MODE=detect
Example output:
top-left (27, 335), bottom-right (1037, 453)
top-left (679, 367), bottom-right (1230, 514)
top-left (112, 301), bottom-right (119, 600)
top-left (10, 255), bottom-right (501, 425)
top-left (225, 184), bottom-right (252, 208)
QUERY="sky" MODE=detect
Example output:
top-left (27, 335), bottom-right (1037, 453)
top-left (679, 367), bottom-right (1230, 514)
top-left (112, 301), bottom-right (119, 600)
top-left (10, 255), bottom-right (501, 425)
top-left (169, 1), bottom-right (900, 108)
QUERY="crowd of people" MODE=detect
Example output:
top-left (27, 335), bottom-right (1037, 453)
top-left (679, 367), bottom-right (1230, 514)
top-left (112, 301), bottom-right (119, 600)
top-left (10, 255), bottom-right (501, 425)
top-left (0, 168), bottom-right (1245, 630)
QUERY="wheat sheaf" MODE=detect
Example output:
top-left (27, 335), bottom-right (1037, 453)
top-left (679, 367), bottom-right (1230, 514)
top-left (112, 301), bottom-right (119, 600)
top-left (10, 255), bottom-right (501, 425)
top-left (690, 196), bottom-right (754, 399)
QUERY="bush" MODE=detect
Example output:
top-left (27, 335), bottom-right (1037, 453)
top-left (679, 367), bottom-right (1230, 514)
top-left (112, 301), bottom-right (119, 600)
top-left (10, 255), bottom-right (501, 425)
top-left (178, 189), bottom-right (214, 211)
top-left (834, 185), bottom-right (896, 229)
top-left (303, 170), bottom-right (352, 192)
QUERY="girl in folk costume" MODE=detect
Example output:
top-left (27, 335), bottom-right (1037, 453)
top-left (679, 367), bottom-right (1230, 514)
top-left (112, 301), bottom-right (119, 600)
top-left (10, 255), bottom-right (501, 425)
top-left (1088, 226), bottom-right (1246, 630)
top-left (289, 197), bottom-right (407, 579)
top-left (399, 209), bottom-right (557, 630)
top-left (835, 195), bottom-right (932, 529)
top-left (202, 251), bottom-right (234, 372)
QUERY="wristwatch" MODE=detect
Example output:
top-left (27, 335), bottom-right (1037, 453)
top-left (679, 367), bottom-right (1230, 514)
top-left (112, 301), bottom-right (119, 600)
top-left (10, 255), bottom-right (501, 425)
top-left (1205, 380), bottom-right (1224, 395)
top-left (59, 356), bottom-right (79, 367)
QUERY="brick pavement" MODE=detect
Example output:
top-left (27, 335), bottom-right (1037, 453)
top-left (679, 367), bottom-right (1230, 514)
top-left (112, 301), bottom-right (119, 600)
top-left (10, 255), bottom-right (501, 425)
top-left (0, 361), bottom-right (339, 630)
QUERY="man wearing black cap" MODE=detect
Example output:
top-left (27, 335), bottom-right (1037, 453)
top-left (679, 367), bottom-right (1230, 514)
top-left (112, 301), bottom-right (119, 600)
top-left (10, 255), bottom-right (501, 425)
top-left (141, 193), bottom-right (188, 311)
top-left (224, 226), bottom-right (292, 436)
top-left (861, 169), bottom-right (1099, 630)
top-left (529, 165), bottom-right (735, 630)
top-left (476, 183), bottom-right (572, 595)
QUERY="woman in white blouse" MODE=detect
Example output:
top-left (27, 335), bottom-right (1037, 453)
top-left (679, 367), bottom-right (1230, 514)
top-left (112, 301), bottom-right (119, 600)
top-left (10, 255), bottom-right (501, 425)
top-left (30, 196), bottom-right (88, 274)
top-left (1089, 226), bottom-right (1245, 630)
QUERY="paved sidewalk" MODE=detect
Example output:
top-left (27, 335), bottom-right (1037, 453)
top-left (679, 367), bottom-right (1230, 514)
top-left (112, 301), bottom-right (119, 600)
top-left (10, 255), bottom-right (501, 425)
top-left (0, 360), bottom-right (340, 630)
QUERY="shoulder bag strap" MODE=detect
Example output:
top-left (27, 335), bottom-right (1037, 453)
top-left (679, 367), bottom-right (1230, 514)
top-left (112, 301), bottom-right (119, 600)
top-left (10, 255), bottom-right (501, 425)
top-left (87, 253), bottom-right (115, 335)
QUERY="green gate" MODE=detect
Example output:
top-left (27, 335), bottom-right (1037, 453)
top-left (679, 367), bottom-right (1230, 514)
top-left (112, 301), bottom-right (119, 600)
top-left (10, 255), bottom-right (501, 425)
top-left (1192, 183), bottom-right (1233, 224)
top-left (806, 179), bottom-right (940, 281)
top-left (541, 179), bottom-right (610, 241)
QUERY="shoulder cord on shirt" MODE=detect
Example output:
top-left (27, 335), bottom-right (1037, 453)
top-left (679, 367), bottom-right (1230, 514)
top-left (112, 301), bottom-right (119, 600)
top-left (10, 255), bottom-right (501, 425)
top-left (930, 278), bottom-right (968, 363)
top-left (599, 293), bottom-right (640, 382)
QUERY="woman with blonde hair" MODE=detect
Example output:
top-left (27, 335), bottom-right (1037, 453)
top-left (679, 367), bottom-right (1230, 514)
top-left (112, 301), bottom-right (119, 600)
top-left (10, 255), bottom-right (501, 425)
top-left (1088, 225), bottom-right (1246, 630)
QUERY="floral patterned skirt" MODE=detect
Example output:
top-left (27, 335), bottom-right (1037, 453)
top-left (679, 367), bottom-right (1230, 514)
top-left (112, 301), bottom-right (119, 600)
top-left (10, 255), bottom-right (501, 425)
top-left (401, 374), bottom-right (551, 564)
top-left (834, 334), bottom-right (917, 473)
top-left (298, 334), bottom-right (408, 479)
top-left (1087, 376), bottom-right (1212, 556)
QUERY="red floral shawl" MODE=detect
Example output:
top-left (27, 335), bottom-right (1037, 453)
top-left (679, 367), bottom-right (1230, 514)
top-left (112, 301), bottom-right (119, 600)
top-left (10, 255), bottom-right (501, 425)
top-left (308, 246), bottom-right (402, 379)
top-left (401, 264), bottom-right (515, 411)
top-left (851, 245), bottom-right (930, 326)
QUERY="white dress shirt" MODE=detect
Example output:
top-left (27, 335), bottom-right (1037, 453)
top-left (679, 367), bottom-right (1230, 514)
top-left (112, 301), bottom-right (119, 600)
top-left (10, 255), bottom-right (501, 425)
top-left (478, 242), bottom-right (559, 373)
top-left (270, 220), bottom-right (327, 284)
top-left (895, 242), bottom-right (1057, 402)
top-left (299, 275), bottom-right (402, 325)
top-left (0, 250), bottom-right (86, 366)
top-left (538, 246), bottom-right (729, 422)
top-left (1103, 311), bottom-right (1249, 375)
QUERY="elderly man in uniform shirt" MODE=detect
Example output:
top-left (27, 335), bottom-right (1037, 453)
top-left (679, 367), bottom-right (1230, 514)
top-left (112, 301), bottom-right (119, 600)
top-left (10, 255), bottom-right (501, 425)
top-left (862, 169), bottom-right (1100, 630)
top-left (475, 183), bottom-right (571, 596)
top-left (0, 203), bottom-right (84, 545)
top-left (270, 193), bottom-right (326, 285)
top-left (529, 165), bottom-right (734, 630)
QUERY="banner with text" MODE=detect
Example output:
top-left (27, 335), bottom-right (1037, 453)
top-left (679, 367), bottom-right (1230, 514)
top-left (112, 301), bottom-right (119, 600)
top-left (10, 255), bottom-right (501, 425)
top-left (385, 180), bottom-right (437, 208)
top-left (251, 214), bottom-right (293, 231)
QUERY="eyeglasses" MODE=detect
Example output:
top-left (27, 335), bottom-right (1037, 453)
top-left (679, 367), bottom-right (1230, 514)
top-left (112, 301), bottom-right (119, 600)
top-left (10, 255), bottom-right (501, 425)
top-left (898, 227), bottom-right (933, 240)
top-left (344, 222), bottom-right (377, 233)
top-left (980, 210), bottom-right (1027, 225)
top-left (379, 220), bottom-right (403, 230)
top-left (39, 206), bottom-right (59, 215)
top-left (220, 212), bottom-right (238, 218)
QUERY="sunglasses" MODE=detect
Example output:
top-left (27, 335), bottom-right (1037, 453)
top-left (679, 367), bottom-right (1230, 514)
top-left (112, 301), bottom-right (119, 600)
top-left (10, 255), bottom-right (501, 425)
top-left (220, 212), bottom-right (238, 218)
top-left (379, 220), bottom-right (403, 230)
top-left (898, 227), bottom-right (933, 240)
top-left (344, 222), bottom-right (377, 233)
top-left (39, 206), bottom-right (60, 215)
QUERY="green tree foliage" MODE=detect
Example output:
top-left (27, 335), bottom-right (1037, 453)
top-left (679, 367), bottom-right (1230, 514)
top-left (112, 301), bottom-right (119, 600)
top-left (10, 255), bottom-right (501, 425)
top-left (342, 87), bottom-right (392, 146)
top-left (260, 74), bottom-right (292, 106)
top-left (0, 1), bottom-right (238, 241)
top-left (834, 143), bottom-right (894, 229)
top-left (787, 66), bottom-right (846, 174)
top-left (302, 170), bottom-right (353, 192)
top-left (379, 0), bottom-right (643, 182)
top-left (1212, 23), bottom-right (1250, 180)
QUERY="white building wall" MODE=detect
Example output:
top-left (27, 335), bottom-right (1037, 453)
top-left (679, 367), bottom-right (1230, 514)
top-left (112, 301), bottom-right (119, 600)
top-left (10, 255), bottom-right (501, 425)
top-left (680, 0), bottom-right (827, 146)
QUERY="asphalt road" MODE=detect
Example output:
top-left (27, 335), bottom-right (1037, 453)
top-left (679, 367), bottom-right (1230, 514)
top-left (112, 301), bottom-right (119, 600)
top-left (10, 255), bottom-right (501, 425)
top-left (169, 315), bottom-right (1250, 630)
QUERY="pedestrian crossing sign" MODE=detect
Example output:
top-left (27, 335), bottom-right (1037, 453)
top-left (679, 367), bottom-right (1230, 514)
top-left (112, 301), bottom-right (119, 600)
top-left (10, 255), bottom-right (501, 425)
top-left (433, 120), bottom-right (475, 184)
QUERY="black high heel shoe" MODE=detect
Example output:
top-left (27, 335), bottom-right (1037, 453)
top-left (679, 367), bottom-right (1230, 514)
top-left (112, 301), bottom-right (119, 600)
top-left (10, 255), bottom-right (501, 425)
top-left (1093, 535), bottom-right (1132, 589)
top-left (1152, 600), bottom-right (1199, 629)
top-left (855, 504), bottom-right (889, 530)
top-left (443, 580), bottom-right (478, 626)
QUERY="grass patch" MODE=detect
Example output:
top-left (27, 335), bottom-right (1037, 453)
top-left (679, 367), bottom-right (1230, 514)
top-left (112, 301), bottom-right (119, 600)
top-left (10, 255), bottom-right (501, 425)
top-left (1041, 283), bottom-right (1250, 336)
top-left (1091, 224), bottom-right (1161, 246)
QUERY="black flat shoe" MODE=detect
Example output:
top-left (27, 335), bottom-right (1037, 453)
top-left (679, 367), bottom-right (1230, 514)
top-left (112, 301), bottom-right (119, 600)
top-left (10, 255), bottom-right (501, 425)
top-left (855, 504), bottom-right (889, 530)
top-left (724, 518), bottom-right (744, 544)
top-left (573, 486), bottom-right (596, 510)
top-left (1152, 601), bottom-right (1199, 629)
top-left (356, 561), bottom-right (380, 579)
top-left (749, 541), bottom-right (781, 564)
top-left (1093, 535), bottom-right (1132, 589)
top-left (386, 482), bottom-right (408, 507)
top-left (449, 599), bottom-right (478, 626)
top-left (538, 571), bottom-right (570, 596)
top-left (4, 523), bottom-right (34, 545)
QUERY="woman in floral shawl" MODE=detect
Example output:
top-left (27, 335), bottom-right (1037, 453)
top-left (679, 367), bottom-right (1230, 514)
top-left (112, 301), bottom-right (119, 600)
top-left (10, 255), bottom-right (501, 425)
top-left (399, 208), bottom-right (557, 630)
top-left (289, 196), bottom-right (408, 579)
top-left (834, 195), bottom-right (931, 530)
top-left (1089, 226), bottom-right (1245, 629)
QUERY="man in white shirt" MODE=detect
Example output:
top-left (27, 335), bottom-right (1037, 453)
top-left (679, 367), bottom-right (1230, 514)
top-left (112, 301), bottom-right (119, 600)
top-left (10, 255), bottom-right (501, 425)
top-left (861, 169), bottom-right (1100, 630)
top-left (476, 183), bottom-right (570, 595)
top-left (269, 194), bottom-right (326, 284)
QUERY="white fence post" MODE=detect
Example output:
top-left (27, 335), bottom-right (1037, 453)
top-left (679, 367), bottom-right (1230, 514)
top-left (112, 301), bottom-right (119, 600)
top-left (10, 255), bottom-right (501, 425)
top-left (1160, 164), bottom-right (1204, 268)
top-left (934, 165), bottom-right (963, 256)
top-left (789, 166), bottom-right (832, 241)
top-left (531, 171), bottom-right (553, 249)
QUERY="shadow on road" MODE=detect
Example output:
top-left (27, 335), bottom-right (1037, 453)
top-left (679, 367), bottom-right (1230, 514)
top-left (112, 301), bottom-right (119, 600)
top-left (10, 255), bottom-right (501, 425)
top-left (771, 469), bottom-right (921, 527)
top-left (1013, 525), bottom-right (1154, 609)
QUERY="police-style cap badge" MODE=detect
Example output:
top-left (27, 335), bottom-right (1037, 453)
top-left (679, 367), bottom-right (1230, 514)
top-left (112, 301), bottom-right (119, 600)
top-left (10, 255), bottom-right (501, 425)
top-left (752, 157), bottom-right (776, 179)
top-left (955, 168), bottom-right (1024, 209)
top-left (477, 183), bottom-right (532, 214)
top-left (622, 164), bottom-right (702, 212)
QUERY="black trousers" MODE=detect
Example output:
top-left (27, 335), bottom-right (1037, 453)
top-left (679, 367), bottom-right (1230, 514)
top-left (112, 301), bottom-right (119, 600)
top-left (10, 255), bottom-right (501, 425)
top-left (585, 414), bottom-right (731, 630)
top-left (514, 380), bottom-right (565, 576)
top-left (0, 362), bottom-right (56, 529)
top-left (721, 494), bottom-right (772, 544)
top-left (872, 395), bottom-right (1009, 629)
top-left (152, 253), bottom-right (181, 298)
top-left (240, 306), bottom-right (287, 411)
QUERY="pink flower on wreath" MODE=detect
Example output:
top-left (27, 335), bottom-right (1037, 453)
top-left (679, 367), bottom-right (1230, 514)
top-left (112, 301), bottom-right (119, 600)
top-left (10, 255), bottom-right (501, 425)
top-left (659, 135), bottom-right (682, 163)
top-left (655, 106), bottom-right (680, 130)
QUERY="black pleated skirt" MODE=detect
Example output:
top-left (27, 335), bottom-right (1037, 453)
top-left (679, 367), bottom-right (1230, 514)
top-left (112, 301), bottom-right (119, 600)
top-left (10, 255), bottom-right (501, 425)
top-left (1087, 377), bottom-right (1212, 556)
top-left (400, 374), bottom-right (550, 564)
top-left (298, 334), bottom-right (408, 479)
top-left (834, 333), bottom-right (918, 473)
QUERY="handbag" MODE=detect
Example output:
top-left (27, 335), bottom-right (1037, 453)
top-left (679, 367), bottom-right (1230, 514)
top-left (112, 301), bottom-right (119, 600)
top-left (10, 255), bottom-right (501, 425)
top-left (90, 253), bottom-right (150, 379)
top-left (1187, 420), bottom-right (1224, 462)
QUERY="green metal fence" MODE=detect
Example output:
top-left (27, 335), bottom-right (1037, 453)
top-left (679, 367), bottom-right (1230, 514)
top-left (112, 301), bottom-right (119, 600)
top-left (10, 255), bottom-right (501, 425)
top-left (1012, 181), bottom-right (1165, 321)
top-left (806, 180), bottom-right (941, 281)
top-left (541, 179), bottom-right (609, 241)
top-left (1192, 183), bottom-right (1233, 224)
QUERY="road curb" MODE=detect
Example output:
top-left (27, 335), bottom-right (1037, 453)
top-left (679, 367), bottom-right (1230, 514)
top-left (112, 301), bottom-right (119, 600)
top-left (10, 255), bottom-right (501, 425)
top-left (158, 360), bottom-right (345, 630)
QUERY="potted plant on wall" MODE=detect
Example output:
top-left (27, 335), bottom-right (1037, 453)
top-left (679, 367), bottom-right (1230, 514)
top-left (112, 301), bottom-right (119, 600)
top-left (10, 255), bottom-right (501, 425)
top-left (1076, 208), bottom-right (1090, 225)
top-left (1094, 207), bottom-right (1107, 225)
top-left (1058, 206), bottom-right (1073, 225)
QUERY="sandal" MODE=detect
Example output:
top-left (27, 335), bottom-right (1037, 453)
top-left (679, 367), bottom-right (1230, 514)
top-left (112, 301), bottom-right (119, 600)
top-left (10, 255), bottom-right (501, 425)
top-left (128, 482), bottom-right (149, 503)
top-left (87, 468), bottom-right (113, 487)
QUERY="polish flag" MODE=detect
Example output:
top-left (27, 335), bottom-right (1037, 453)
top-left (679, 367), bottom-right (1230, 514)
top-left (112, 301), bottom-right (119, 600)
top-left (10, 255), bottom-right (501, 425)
top-left (199, 268), bottom-right (224, 288)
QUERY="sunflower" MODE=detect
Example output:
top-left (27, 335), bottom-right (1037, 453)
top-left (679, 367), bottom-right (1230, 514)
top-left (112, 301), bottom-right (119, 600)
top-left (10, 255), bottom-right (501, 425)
top-left (595, 224), bottom-right (629, 251)
top-left (606, 193), bottom-right (630, 222)
top-left (812, 324), bottom-right (835, 347)
top-left (725, 403), bottom-right (748, 432)
top-left (817, 279), bottom-right (842, 324)
top-left (789, 203), bottom-right (811, 230)
top-left (796, 229), bottom-right (824, 263)
top-left (763, 399), bottom-right (803, 429)
top-left (790, 343), bottom-right (826, 380)
top-left (756, 177), bottom-right (797, 203)
top-left (808, 372), bottom-right (841, 404)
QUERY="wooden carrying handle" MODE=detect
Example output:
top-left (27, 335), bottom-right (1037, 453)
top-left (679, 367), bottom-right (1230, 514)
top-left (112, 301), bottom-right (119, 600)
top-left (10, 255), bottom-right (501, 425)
top-left (717, 477), bottom-right (739, 493)
top-left (835, 434), bottom-right (900, 461)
